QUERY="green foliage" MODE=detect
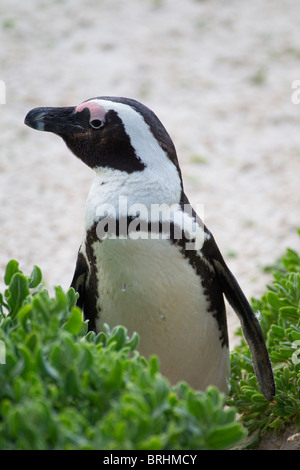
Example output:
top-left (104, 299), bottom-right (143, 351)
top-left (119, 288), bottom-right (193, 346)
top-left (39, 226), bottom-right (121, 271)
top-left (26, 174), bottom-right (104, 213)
top-left (3, 233), bottom-right (299, 450)
top-left (228, 234), bottom-right (300, 445)
top-left (0, 260), bottom-right (245, 450)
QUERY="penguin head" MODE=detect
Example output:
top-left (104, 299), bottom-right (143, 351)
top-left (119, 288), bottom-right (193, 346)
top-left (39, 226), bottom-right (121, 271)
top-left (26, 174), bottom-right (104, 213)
top-left (25, 96), bottom-right (182, 179)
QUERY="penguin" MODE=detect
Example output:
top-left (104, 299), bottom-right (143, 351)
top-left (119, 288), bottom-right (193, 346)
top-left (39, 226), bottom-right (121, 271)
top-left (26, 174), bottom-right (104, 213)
top-left (24, 96), bottom-right (275, 400)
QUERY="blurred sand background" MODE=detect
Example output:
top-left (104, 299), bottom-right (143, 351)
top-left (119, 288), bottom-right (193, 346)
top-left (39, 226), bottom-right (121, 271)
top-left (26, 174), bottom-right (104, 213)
top-left (0, 0), bottom-right (300, 351)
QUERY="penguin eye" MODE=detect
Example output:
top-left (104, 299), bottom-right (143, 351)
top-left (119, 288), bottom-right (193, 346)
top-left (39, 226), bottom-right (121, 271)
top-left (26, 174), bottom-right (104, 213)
top-left (89, 119), bottom-right (104, 130)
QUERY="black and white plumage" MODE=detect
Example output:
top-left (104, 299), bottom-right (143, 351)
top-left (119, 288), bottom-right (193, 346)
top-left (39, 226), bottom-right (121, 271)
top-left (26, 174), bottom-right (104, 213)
top-left (25, 96), bottom-right (275, 400)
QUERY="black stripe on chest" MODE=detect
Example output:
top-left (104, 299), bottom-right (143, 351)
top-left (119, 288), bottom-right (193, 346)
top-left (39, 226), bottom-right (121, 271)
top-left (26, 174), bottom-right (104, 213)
top-left (83, 217), bottom-right (228, 347)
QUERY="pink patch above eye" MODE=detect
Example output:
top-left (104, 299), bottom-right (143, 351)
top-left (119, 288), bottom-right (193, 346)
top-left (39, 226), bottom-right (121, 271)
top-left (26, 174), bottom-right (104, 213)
top-left (75, 101), bottom-right (106, 121)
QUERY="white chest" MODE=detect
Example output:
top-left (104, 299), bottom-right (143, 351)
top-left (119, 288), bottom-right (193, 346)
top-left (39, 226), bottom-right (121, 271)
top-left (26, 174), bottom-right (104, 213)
top-left (91, 236), bottom-right (230, 393)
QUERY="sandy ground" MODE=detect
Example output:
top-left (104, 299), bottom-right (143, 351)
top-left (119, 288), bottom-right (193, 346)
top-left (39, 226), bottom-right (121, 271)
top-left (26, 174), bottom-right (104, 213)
top-left (0, 0), bottom-right (300, 448)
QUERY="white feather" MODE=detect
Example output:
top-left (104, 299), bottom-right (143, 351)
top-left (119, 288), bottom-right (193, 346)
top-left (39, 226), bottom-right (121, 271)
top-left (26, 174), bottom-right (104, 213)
top-left (93, 236), bottom-right (230, 394)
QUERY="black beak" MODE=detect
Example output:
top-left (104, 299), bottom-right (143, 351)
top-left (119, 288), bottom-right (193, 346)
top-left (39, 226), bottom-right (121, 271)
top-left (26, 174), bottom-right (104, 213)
top-left (24, 106), bottom-right (85, 136)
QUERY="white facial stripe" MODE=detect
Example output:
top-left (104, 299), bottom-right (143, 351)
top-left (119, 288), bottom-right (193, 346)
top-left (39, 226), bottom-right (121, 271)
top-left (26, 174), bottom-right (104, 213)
top-left (88, 99), bottom-right (174, 169)
top-left (83, 99), bottom-right (182, 230)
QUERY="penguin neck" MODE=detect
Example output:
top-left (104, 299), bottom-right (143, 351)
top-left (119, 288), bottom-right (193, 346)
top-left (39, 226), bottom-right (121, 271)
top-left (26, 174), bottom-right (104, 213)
top-left (84, 166), bottom-right (182, 231)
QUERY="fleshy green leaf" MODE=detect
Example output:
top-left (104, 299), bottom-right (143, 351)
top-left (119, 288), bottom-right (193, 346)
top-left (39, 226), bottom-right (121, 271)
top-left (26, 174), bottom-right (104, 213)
top-left (28, 265), bottom-right (42, 289)
top-left (4, 260), bottom-right (20, 286)
top-left (6, 273), bottom-right (30, 318)
top-left (63, 307), bottom-right (83, 335)
top-left (207, 423), bottom-right (247, 450)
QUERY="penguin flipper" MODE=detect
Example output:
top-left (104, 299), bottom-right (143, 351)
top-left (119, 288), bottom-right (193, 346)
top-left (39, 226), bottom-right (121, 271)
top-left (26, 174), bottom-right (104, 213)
top-left (181, 196), bottom-right (275, 400)
top-left (211, 255), bottom-right (275, 401)
top-left (70, 250), bottom-right (88, 310)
